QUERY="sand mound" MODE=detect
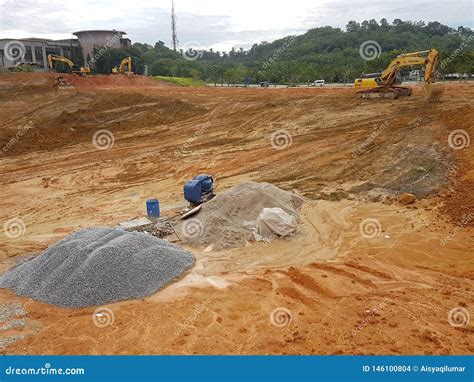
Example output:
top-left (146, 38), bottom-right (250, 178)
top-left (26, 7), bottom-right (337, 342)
top-left (179, 181), bottom-right (304, 249)
top-left (0, 228), bottom-right (195, 308)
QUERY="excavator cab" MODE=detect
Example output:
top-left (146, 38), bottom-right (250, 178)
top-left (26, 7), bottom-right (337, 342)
top-left (77, 66), bottom-right (91, 75)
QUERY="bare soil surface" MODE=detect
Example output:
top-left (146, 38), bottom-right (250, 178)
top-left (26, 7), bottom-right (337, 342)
top-left (0, 73), bottom-right (472, 355)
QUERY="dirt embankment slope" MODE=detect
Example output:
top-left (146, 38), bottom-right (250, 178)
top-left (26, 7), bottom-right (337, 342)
top-left (0, 73), bottom-right (472, 355)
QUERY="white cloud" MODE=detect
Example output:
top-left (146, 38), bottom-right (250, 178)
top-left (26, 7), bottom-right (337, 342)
top-left (0, 0), bottom-right (472, 51)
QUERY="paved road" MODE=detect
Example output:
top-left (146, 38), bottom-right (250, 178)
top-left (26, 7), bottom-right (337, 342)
top-left (207, 83), bottom-right (354, 88)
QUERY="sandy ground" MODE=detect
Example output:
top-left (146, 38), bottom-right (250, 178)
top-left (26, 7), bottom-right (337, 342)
top-left (0, 72), bottom-right (472, 355)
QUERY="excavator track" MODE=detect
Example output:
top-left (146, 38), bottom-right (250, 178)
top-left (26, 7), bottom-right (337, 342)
top-left (356, 86), bottom-right (412, 100)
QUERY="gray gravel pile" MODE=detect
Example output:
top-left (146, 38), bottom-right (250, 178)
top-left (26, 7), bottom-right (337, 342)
top-left (0, 302), bottom-right (29, 350)
top-left (126, 220), bottom-right (175, 238)
top-left (0, 228), bottom-right (195, 308)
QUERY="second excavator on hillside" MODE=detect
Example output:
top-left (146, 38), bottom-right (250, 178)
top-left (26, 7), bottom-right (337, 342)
top-left (112, 56), bottom-right (133, 76)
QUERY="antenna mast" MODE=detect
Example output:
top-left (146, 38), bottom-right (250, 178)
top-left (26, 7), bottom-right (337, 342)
top-left (171, 0), bottom-right (178, 51)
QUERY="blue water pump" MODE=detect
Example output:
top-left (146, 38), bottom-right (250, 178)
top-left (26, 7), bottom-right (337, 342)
top-left (183, 174), bottom-right (214, 204)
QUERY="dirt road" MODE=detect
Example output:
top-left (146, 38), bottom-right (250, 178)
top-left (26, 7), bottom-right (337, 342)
top-left (0, 73), bottom-right (472, 354)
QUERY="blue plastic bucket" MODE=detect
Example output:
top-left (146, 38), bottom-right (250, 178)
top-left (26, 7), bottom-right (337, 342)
top-left (146, 199), bottom-right (160, 219)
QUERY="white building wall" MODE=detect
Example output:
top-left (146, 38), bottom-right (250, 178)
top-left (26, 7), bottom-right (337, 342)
top-left (0, 39), bottom-right (78, 69)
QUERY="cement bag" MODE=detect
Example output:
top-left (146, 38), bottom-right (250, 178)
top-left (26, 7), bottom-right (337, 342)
top-left (253, 207), bottom-right (297, 242)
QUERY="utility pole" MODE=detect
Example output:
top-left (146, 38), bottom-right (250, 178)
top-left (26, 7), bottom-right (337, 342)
top-left (171, 0), bottom-right (178, 51)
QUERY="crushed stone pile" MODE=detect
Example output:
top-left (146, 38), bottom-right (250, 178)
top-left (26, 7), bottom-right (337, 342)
top-left (178, 181), bottom-right (304, 249)
top-left (0, 228), bottom-right (195, 308)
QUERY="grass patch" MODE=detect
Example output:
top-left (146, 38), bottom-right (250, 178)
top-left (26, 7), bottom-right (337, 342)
top-left (153, 76), bottom-right (206, 87)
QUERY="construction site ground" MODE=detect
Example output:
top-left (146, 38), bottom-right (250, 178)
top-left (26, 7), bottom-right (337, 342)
top-left (0, 73), bottom-right (472, 355)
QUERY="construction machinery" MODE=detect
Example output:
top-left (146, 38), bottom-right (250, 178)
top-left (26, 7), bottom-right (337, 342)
top-left (184, 175), bottom-right (215, 206)
top-left (356, 49), bottom-right (444, 100)
top-left (354, 77), bottom-right (379, 88)
top-left (354, 72), bottom-right (383, 88)
top-left (47, 54), bottom-right (90, 76)
top-left (52, 76), bottom-right (74, 90)
top-left (112, 56), bottom-right (133, 76)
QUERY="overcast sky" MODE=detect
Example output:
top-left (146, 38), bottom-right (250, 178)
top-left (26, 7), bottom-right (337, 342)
top-left (0, 0), bottom-right (472, 51)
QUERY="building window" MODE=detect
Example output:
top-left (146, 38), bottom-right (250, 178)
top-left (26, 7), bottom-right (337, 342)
top-left (35, 47), bottom-right (44, 67)
top-left (0, 49), bottom-right (4, 68)
top-left (24, 45), bottom-right (32, 62)
top-left (45, 47), bottom-right (60, 57)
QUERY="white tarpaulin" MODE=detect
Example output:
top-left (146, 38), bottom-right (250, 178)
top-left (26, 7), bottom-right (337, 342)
top-left (247, 207), bottom-right (298, 242)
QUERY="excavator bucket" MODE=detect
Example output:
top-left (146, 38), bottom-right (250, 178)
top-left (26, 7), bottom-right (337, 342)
top-left (421, 82), bottom-right (444, 101)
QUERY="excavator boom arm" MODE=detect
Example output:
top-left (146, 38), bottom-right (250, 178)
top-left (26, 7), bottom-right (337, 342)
top-left (380, 49), bottom-right (440, 86)
top-left (47, 54), bottom-right (90, 75)
top-left (423, 49), bottom-right (440, 83)
top-left (47, 54), bottom-right (74, 71)
top-left (118, 57), bottom-right (132, 73)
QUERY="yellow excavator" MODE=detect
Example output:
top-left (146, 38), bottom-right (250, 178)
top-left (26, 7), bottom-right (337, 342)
top-left (112, 56), bottom-right (133, 76)
top-left (356, 49), bottom-right (444, 100)
top-left (47, 54), bottom-right (91, 76)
